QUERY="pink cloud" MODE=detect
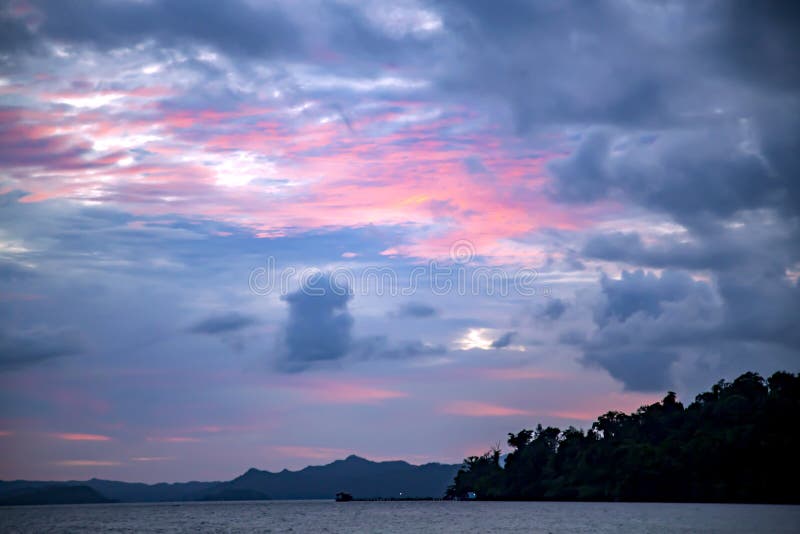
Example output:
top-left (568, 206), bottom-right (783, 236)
top-left (51, 432), bottom-right (112, 441)
top-left (306, 380), bottom-right (408, 404)
top-left (2, 87), bottom-right (607, 263)
top-left (481, 368), bottom-right (569, 381)
top-left (54, 460), bottom-right (121, 467)
top-left (441, 401), bottom-right (531, 417)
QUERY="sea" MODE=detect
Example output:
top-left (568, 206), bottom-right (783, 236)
top-left (1, 500), bottom-right (799, 533)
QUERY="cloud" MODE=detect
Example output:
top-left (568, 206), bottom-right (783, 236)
top-left (716, 268), bottom-right (800, 350)
top-left (354, 338), bottom-right (447, 360)
top-left (0, 327), bottom-right (82, 372)
top-left (277, 275), bottom-right (446, 371)
top-left (19, 0), bottom-right (303, 58)
top-left (547, 130), bottom-right (612, 203)
top-left (490, 331), bottom-right (516, 349)
top-left (583, 349), bottom-right (680, 393)
top-left (391, 302), bottom-right (438, 318)
top-left (301, 380), bottom-right (408, 405)
top-left (540, 299), bottom-right (567, 321)
top-left (594, 270), bottom-right (712, 327)
top-left (575, 270), bottom-right (720, 391)
top-left (188, 312), bottom-right (256, 335)
top-left (0, 259), bottom-right (37, 281)
top-left (51, 433), bottom-right (111, 441)
top-left (577, 264), bottom-right (800, 392)
top-left (548, 125), bottom-right (784, 224)
top-left (440, 401), bottom-right (530, 417)
top-left (278, 274), bottom-right (354, 372)
top-left (53, 460), bottom-right (121, 467)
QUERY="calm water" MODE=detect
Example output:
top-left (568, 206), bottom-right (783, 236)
top-left (1, 500), bottom-right (798, 533)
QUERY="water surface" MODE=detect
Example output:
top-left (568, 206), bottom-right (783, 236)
top-left (1, 500), bottom-right (798, 533)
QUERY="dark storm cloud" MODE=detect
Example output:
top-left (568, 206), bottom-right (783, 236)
top-left (432, 4), bottom-right (800, 400)
top-left (575, 195), bottom-right (800, 390)
top-left (578, 263), bottom-right (800, 392)
top-left (716, 269), bottom-right (800, 350)
top-left (546, 131), bottom-right (612, 203)
top-left (188, 312), bottom-right (256, 335)
top-left (278, 274), bottom-right (354, 372)
top-left (0, 327), bottom-right (82, 372)
top-left (583, 232), bottom-right (715, 271)
top-left (391, 302), bottom-right (438, 319)
top-left (583, 348), bottom-right (679, 393)
top-left (432, 0), bottom-right (685, 131)
top-left (433, 0), bottom-right (800, 267)
top-left (433, 1), bottom-right (800, 130)
top-left (594, 270), bottom-right (713, 327)
top-left (548, 123), bottom-right (792, 223)
top-left (583, 221), bottom-right (800, 273)
top-left (490, 331), bottom-right (516, 349)
top-left (0, 10), bottom-right (36, 53)
top-left (580, 270), bottom-right (721, 391)
top-left (711, 1), bottom-right (800, 91)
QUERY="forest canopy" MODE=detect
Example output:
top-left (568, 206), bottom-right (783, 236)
top-left (447, 371), bottom-right (800, 503)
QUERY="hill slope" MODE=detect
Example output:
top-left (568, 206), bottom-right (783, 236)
top-left (0, 485), bottom-right (115, 506)
top-left (221, 455), bottom-right (459, 499)
top-left (0, 456), bottom-right (460, 503)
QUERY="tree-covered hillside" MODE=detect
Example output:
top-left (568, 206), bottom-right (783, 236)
top-left (447, 371), bottom-right (800, 503)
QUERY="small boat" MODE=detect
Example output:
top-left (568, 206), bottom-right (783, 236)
top-left (335, 492), bottom-right (353, 502)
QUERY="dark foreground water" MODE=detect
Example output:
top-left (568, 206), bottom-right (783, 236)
top-left (1, 500), bottom-right (799, 533)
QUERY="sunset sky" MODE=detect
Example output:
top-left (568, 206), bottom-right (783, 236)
top-left (1, 0), bottom-right (798, 483)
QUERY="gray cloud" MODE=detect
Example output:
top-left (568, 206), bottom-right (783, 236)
top-left (188, 312), bottom-right (256, 335)
top-left (278, 274), bottom-right (354, 372)
top-left (391, 302), bottom-right (438, 319)
top-left (20, 0), bottom-right (302, 58)
top-left (594, 270), bottom-right (713, 327)
top-left (490, 331), bottom-right (516, 349)
top-left (353, 337), bottom-right (447, 360)
top-left (583, 220), bottom-right (800, 274)
top-left (434, 1), bottom-right (799, 132)
top-left (578, 265), bottom-right (800, 392)
top-left (0, 259), bottom-right (37, 281)
top-left (0, 327), bottom-right (82, 372)
top-left (583, 348), bottom-right (679, 393)
top-left (540, 299), bottom-right (567, 321)
top-left (548, 124), bottom-right (788, 224)
top-left (578, 270), bottom-right (720, 391)
top-left (717, 269), bottom-right (800, 350)
top-left (583, 232), bottom-right (710, 270)
top-left (547, 131), bottom-right (612, 203)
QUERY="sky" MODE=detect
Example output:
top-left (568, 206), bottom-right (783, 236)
top-left (0, 0), bottom-right (798, 483)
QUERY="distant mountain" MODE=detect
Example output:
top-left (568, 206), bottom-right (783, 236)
top-left (0, 479), bottom-right (217, 503)
top-left (0, 456), bottom-right (460, 504)
top-left (0, 485), bottom-right (115, 506)
top-left (220, 455), bottom-right (459, 499)
top-left (84, 479), bottom-right (218, 502)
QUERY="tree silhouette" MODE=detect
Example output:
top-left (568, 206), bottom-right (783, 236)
top-left (447, 371), bottom-right (800, 503)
